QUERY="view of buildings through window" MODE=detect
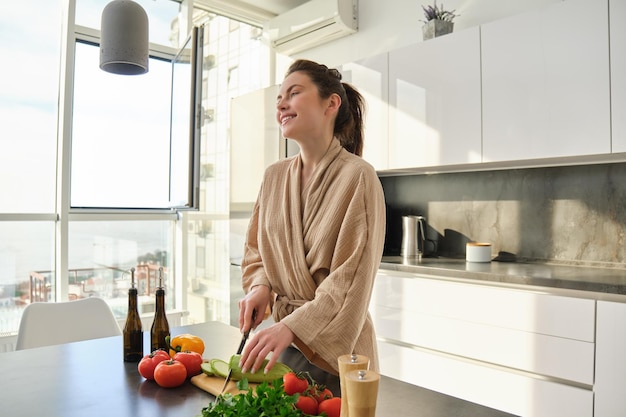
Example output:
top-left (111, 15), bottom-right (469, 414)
top-left (0, 0), bottom-right (271, 345)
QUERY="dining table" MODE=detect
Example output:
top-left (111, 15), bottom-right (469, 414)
top-left (0, 321), bottom-right (517, 417)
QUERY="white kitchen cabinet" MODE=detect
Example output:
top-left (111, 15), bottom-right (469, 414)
top-left (610, 0), bottom-right (626, 153)
top-left (341, 53), bottom-right (389, 170)
top-left (370, 270), bottom-right (596, 416)
top-left (594, 300), bottom-right (626, 417)
top-left (387, 26), bottom-right (482, 169)
top-left (481, 0), bottom-right (610, 162)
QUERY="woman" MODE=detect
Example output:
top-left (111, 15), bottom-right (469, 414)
top-left (237, 59), bottom-right (386, 395)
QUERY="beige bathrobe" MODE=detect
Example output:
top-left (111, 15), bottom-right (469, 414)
top-left (241, 139), bottom-right (386, 375)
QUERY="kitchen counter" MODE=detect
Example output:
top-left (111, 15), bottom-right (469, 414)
top-left (381, 256), bottom-right (626, 300)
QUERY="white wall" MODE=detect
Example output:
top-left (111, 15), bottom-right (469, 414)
top-left (279, 0), bottom-right (562, 72)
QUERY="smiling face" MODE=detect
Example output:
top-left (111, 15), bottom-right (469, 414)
top-left (276, 71), bottom-right (339, 147)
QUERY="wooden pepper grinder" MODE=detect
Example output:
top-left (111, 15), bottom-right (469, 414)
top-left (345, 369), bottom-right (380, 417)
top-left (338, 353), bottom-right (370, 417)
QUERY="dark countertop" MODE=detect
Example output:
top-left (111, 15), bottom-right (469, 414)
top-left (0, 321), bottom-right (517, 417)
top-left (380, 256), bottom-right (626, 300)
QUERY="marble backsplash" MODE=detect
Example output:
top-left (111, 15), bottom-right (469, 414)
top-left (379, 162), bottom-right (626, 266)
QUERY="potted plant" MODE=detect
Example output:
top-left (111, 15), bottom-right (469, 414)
top-left (421, 1), bottom-right (458, 40)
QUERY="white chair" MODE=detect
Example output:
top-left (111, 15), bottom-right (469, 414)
top-left (15, 297), bottom-right (121, 350)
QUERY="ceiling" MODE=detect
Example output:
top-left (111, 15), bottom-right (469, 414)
top-left (193, 0), bottom-right (310, 26)
top-left (236, 0), bottom-right (309, 16)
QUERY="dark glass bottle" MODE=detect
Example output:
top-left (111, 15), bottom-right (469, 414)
top-left (150, 267), bottom-right (170, 352)
top-left (123, 267), bottom-right (143, 362)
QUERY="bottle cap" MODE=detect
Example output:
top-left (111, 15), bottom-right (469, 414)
top-left (158, 266), bottom-right (164, 289)
top-left (130, 267), bottom-right (136, 289)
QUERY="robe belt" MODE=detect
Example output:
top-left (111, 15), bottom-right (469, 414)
top-left (273, 294), bottom-right (307, 320)
top-left (272, 294), bottom-right (338, 375)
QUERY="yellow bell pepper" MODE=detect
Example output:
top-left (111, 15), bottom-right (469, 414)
top-left (167, 333), bottom-right (205, 357)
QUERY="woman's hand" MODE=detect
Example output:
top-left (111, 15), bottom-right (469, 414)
top-left (239, 321), bottom-right (294, 374)
top-left (238, 285), bottom-right (271, 333)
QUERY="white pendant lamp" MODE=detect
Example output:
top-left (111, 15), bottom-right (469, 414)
top-left (100, 0), bottom-right (149, 75)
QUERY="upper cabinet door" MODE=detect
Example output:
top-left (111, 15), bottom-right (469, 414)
top-left (388, 27), bottom-right (482, 169)
top-left (481, 0), bottom-right (610, 162)
top-left (341, 53), bottom-right (389, 170)
top-left (610, 0), bottom-right (626, 153)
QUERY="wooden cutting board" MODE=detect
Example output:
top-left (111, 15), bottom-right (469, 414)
top-left (190, 373), bottom-right (259, 397)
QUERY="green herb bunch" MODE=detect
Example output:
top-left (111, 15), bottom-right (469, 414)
top-left (199, 378), bottom-right (304, 417)
top-left (421, 1), bottom-right (457, 22)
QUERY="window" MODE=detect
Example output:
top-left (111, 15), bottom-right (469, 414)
top-left (0, 0), bottom-right (60, 213)
top-left (0, 222), bottom-right (55, 335)
top-left (71, 42), bottom-right (176, 209)
top-left (68, 220), bottom-right (174, 316)
top-left (71, 3), bottom-right (201, 210)
top-left (0, 0), bottom-right (61, 340)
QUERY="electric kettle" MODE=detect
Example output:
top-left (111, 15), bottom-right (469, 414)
top-left (401, 215), bottom-right (426, 260)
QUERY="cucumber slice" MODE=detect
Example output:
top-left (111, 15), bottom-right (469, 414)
top-left (201, 362), bottom-right (215, 376)
top-left (209, 358), bottom-right (230, 378)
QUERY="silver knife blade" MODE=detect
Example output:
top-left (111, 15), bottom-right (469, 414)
top-left (218, 309), bottom-right (256, 396)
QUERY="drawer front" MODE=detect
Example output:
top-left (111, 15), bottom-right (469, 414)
top-left (373, 271), bottom-right (595, 342)
top-left (371, 304), bottom-right (594, 385)
top-left (378, 341), bottom-right (593, 417)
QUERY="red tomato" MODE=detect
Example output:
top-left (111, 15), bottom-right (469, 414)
top-left (308, 384), bottom-right (333, 404)
top-left (173, 351), bottom-right (203, 377)
top-left (318, 397), bottom-right (341, 417)
top-left (137, 349), bottom-right (171, 380)
top-left (153, 360), bottom-right (187, 388)
top-left (295, 394), bottom-right (318, 415)
top-left (283, 372), bottom-right (309, 395)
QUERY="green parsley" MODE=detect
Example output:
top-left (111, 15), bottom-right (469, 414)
top-left (199, 378), bottom-right (304, 417)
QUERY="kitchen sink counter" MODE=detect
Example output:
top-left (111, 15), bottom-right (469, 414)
top-left (380, 256), bottom-right (626, 300)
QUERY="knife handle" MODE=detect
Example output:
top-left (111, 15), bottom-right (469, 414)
top-left (236, 309), bottom-right (257, 354)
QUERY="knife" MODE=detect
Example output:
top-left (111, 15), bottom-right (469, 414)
top-left (219, 309), bottom-right (257, 396)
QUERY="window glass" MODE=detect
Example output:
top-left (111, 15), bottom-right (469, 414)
top-left (68, 220), bottom-right (174, 319)
top-left (0, 0), bottom-right (60, 213)
top-left (75, 0), bottom-right (180, 47)
top-left (0, 222), bottom-right (55, 335)
top-left (71, 42), bottom-right (174, 208)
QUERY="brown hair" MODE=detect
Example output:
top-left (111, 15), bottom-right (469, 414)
top-left (285, 59), bottom-right (365, 156)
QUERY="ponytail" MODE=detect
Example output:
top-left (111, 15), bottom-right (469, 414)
top-left (335, 82), bottom-right (364, 156)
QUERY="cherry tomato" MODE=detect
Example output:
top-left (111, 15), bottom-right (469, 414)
top-left (153, 360), bottom-right (187, 388)
top-left (283, 372), bottom-right (309, 395)
top-left (295, 394), bottom-right (318, 415)
top-left (173, 351), bottom-right (203, 377)
top-left (318, 397), bottom-right (341, 417)
top-left (137, 349), bottom-right (171, 380)
top-left (308, 384), bottom-right (333, 404)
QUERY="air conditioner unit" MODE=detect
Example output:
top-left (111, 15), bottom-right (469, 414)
top-left (264, 0), bottom-right (358, 55)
